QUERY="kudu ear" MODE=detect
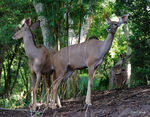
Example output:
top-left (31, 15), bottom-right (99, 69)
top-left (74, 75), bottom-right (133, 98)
top-left (118, 14), bottom-right (129, 26)
top-left (25, 18), bottom-right (32, 26)
top-left (106, 16), bottom-right (111, 25)
top-left (30, 20), bottom-right (40, 31)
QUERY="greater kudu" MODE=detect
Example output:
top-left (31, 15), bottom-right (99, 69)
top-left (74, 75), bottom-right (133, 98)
top-left (51, 15), bottom-right (128, 108)
top-left (12, 18), bottom-right (57, 110)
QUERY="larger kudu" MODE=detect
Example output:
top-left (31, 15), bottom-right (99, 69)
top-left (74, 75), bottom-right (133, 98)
top-left (12, 18), bottom-right (58, 110)
top-left (51, 14), bottom-right (128, 108)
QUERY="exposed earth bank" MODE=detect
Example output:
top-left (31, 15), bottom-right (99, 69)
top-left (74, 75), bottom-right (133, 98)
top-left (0, 86), bottom-right (150, 117)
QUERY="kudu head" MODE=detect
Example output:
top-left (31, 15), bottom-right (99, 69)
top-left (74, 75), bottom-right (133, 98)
top-left (106, 14), bottom-right (128, 34)
top-left (117, 53), bottom-right (131, 67)
top-left (12, 18), bottom-right (40, 40)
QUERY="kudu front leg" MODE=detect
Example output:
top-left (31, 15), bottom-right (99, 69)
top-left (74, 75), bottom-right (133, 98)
top-left (85, 67), bottom-right (96, 105)
top-left (32, 73), bottom-right (41, 110)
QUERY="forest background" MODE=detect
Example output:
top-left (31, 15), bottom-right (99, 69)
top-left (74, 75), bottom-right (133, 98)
top-left (0, 0), bottom-right (150, 108)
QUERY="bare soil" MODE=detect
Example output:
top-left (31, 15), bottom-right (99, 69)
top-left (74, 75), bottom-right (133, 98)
top-left (0, 86), bottom-right (150, 117)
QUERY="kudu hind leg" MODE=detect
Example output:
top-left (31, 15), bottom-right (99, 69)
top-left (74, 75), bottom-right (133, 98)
top-left (56, 71), bottom-right (73, 108)
top-left (51, 75), bottom-right (64, 109)
top-left (85, 67), bottom-right (96, 105)
top-left (51, 71), bottom-right (73, 109)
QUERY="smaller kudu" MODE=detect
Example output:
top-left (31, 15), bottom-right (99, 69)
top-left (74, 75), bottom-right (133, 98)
top-left (50, 14), bottom-right (128, 108)
top-left (109, 54), bottom-right (130, 90)
top-left (12, 18), bottom-right (58, 110)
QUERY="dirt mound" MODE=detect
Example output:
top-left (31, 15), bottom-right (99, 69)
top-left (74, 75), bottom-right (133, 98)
top-left (0, 86), bottom-right (150, 117)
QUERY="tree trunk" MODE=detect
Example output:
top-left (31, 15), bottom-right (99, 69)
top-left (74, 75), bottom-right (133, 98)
top-left (33, 0), bottom-right (51, 49)
top-left (79, 15), bottom-right (92, 43)
top-left (124, 23), bottom-right (131, 88)
top-left (56, 25), bottom-right (60, 50)
top-left (10, 53), bottom-right (22, 96)
top-left (79, 4), bottom-right (92, 43)
top-left (0, 46), bottom-right (4, 84)
top-left (4, 43), bottom-right (19, 97)
top-left (68, 17), bottom-right (79, 45)
top-left (20, 68), bottom-right (30, 103)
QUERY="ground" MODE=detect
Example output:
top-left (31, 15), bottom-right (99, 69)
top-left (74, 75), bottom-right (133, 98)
top-left (0, 86), bottom-right (150, 117)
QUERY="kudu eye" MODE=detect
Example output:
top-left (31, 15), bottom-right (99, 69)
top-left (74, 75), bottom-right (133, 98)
top-left (107, 27), bottom-right (111, 32)
top-left (114, 23), bottom-right (118, 26)
top-left (107, 25), bottom-right (111, 32)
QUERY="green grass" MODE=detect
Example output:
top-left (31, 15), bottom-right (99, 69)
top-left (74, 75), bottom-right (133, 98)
top-left (77, 74), bottom-right (109, 96)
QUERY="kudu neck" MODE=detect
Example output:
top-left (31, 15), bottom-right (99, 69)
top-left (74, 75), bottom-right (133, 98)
top-left (103, 33), bottom-right (115, 53)
top-left (23, 29), bottom-right (37, 59)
